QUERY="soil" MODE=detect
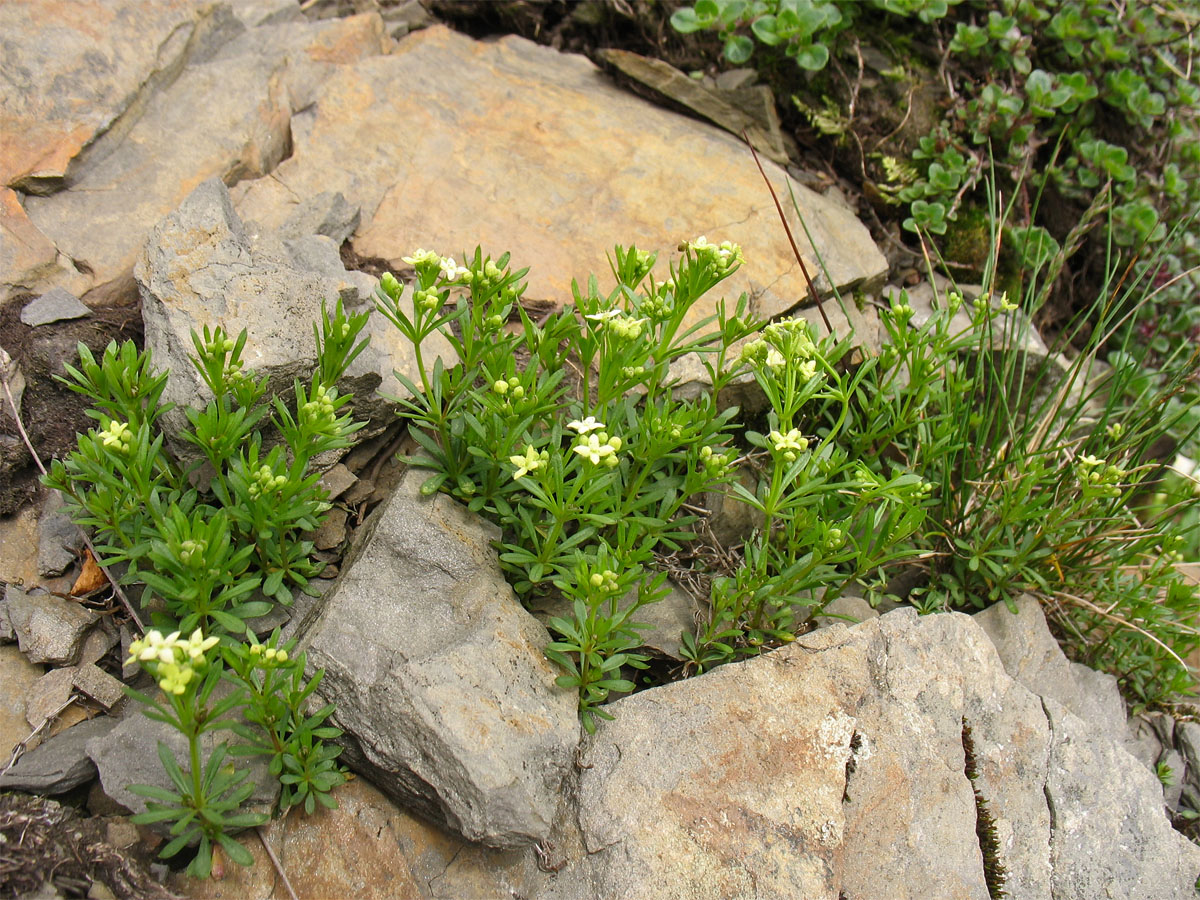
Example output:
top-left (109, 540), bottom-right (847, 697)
top-left (0, 296), bottom-right (143, 515)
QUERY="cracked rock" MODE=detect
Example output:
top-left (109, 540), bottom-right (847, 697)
top-left (7, 588), bottom-right (99, 665)
top-left (301, 470), bottom-right (579, 848)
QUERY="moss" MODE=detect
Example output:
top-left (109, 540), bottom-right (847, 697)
top-left (962, 719), bottom-right (1008, 900)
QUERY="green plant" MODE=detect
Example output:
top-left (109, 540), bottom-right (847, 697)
top-left (44, 300), bottom-right (369, 634)
top-left (378, 240), bottom-right (931, 727)
top-left (1156, 759), bottom-right (1177, 787)
top-left (123, 627), bottom-right (345, 878)
top-left (44, 303), bottom-right (366, 876)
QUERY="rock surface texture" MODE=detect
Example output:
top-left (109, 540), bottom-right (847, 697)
top-left (551, 608), bottom-right (1199, 900)
top-left (300, 470), bottom-right (580, 849)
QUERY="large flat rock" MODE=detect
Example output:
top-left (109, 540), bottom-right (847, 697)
top-left (301, 470), bottom-right (580, 849)
top-left (233, 25), bottom-right (887, 324)
top-left (16, 10), bottom-right (388, 305)
top-left (557, 609), bottom-right (1199, 899)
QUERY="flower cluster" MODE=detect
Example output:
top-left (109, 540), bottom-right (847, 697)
top-left (247, 463), bottom-right (288, 500)
top-left (680, 236), bottom-right (745, 275)
top-left (98, 419), bottom-right (133, 454)
top-left (126, 628), bottom-right (219, 696)
top-left (769, 428), bottom-right (809, 462)
top-left (509, 445), bottom-right (549, 480)
top-left (492, 376), bottom-right (526, 400)
top-left (301, 384), bottom-right (338, 430)
top-left (569, 418), bottom-right (622, 466)
top-left (699, 444), bottom-right (734, 477)
top-left (587, 568), bottom-right (620, 593)
top-left (247, 641), bottom-right (289, 666)
top-left (1077, 453), bottom-right (1127, 498)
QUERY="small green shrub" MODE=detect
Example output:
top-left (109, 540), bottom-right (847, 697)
top-left (43, 302), bottom-right (368, 876)
top-left (377, 241), bottom-right (926, 729)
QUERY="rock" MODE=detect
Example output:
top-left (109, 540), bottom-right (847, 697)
top-left (24, 666), bottom-right (77, 731)
top-left (71, 663), bottom-right (127, 711)
top-left (233, 26), bottom-right (887, 328)
top-left (1, 187), bottom-right (91, 302)
top-left (7, 588), bottom-right (99, 665)
top-left (20, 288), bottom-right (91, 327)
top-left (1127, 714), bottom-right (1170, 772)
top-left (228, 0), bottom-right (304, 27)
top-left (137, 178), bottom-right (450, 441)
top-left (318, 463), bottom-right (358, 500)
top-left (309, 506), bottom-right (348, 551)
top-left (973, 593), bottom-right (1127, 737)
top-left (1177, 721), bottom-right (1200, 811)
top-left (276, 190), bottom-right (361, 244)
top-left (0, 0), bottom-right (220, 190)
top-left (813, 592), bottom-right (878, 629)
top-left (86, 696), bottom-right (278, 823)
top-left (301, 470), bottom-right (579, 848)
top-left (0, 643), bottom-right (44, 758)
top-left (18, 12), bottom-right (390, 305)
top-left (380, 0), bottom-right (435, 39)
top-left (36, 490), bottom-right (84, 577)
top-left (0, 715), bottom-right (115, 794)
top-left (1158, 747), bottom-right (1186, 811)
top-left (596, 49), bottom-right (788, 166)
top-left (175, 776), bottom-right (548, 900)
top-left (1043, 696), bottom-right (1199, 898)
top-left (530, 580), bottom-right (700, 662)
top-left (554, 609), bottom-right (1199, 899)
top-left (715, 68), bottom-right (759, 91)
top-left (0, 503), bottom-right (40, 588)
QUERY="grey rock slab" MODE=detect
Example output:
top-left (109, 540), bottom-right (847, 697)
top-left (71, 663), bottom-right (127, 711)
top-left (813, 592), bottom-right (878, 629)
top-left (1, 644), bottom-right (44, 759)
top-left (1178, 720), bottom-right (1200, 811)
top-left (233, 25), bottom-right (887, 327)
top-left (36, 490), bottom-right (84, 577)
top-left (1042, 696), bottom-right (1200, 899)
top-left (0, 715), bottom-right (115, 794)
top-left (87, 694), bottom-right (277, 823)
top-left (276, 190), bottom-right (361, 244)
top-left (24, 666), bottom-right (77, 730)
top-left (318, 463), bottom-right (357, 500)
top-left (0, 0), bottom-right (214, 188)
top-left (301, 470), bottom-right (579, 849)
top-left (7, 588), bottom-right (99, 665)
top-left (1159, 747), bottom-right (1186, 811)
top-left (21, 13), bottom-right (390, 304)
top-left (974, 593), bottom-right (1127, 737)
top-left (20, 288), bottom-right (90, 327)
top-left (596, 48), bottom-right (788, 165)
top-left (137, 175), bottom-right (388, 436)
top-left (565, 610), bottom-right (1059, 900)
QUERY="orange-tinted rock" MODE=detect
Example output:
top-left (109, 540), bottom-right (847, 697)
top-left (234, 25), bottom-right (887, 328)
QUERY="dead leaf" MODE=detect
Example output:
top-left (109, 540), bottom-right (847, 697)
top-left (71, 549), bottom-right (108, 597)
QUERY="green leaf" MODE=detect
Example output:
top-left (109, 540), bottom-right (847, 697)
top-left (724, 34), bottom-right (754, 64)
top-left (670, 7), bottom-right (704, 33)
top-left (792, 42), bottom-right (829, 71)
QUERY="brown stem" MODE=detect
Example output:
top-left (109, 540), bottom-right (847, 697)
top-left (743, 131), bottom-right (834, 334)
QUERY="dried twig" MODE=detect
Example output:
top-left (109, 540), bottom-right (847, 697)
top-left (743, 131), bottom-right (834, 333)
top-left (257, 826), bottom-right (300, 900)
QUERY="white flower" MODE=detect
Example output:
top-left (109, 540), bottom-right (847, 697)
top-left (584, 309), bottom-right (622, 322)
top-left (798, 359), bottom-right (818, 381)
top-left (769, 428), bottom-right (808, 455)
top-left (509, 445), bottom-right (547, 480)
top-left (568, 416), bottom-right (605, 435)
top-left (573, 433), bottom-right (619, 465)
top-left (766, 348), bottom-right (785, 370)
top-left (402, 249), bottom-right (439, 266)
top-left (180, 629), bottom-right (219, 661)
top-left (99, 420), bottom-right (132, 451)
top-left (438, 257), bottom-right (469, 282)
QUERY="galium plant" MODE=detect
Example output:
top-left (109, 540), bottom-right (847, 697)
top-left (376, 240), bottom-right (930, 727)
top-left (44, 299), bottom-right (370, 634)
top-left (44, 303), bottom-right (365, 876)
top-left (124, 626), bottom-right (346, 878)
